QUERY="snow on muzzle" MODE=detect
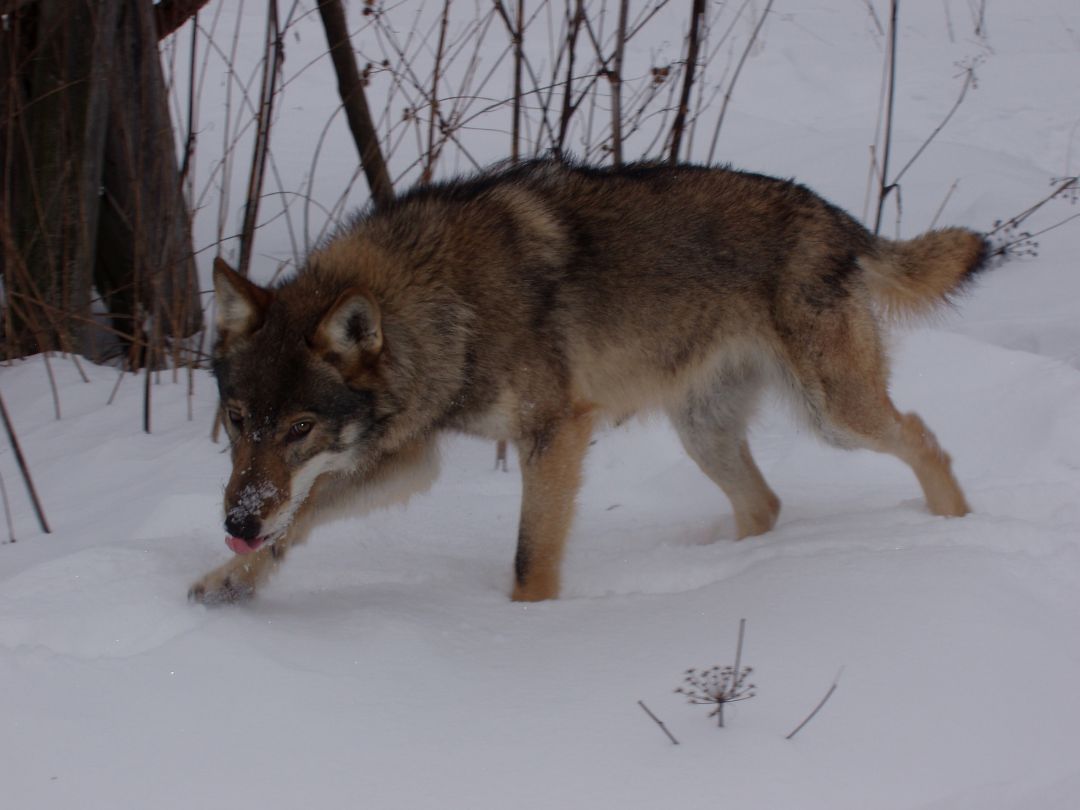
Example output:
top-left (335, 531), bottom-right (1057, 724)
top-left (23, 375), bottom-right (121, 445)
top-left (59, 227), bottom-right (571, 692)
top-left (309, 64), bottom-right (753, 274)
top-left (223, 479), bottom-right (281, 556)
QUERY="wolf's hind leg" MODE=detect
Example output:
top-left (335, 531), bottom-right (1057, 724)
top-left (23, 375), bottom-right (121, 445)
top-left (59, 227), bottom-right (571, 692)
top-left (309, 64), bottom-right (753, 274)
top-left (782, 308), bottom-right (969, 517)
top-left (817, 394), bottom-right (970, 518)
top-left (668, 363), bottom-right (780, 539)
top-left (511, 408), bottom-right (595, 602)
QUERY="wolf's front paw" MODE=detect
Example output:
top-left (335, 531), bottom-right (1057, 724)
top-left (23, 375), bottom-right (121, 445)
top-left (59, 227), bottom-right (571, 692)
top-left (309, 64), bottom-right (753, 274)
top-left (188, 567), bottom-right (256, 606)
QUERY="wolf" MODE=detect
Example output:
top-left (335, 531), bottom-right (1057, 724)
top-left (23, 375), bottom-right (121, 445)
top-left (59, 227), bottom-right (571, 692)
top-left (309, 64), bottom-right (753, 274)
top-left (189, 159), bottom-right (988, 605)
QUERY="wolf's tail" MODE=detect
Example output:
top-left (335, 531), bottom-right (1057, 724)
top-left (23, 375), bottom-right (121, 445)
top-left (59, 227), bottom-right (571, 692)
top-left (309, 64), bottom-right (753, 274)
top-left (860, 227), bottom-right (990, 318)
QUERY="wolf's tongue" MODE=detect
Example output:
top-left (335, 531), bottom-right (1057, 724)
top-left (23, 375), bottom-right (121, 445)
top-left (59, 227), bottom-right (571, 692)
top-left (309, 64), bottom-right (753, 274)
top-left (225, 535), bottom-right (265, 555)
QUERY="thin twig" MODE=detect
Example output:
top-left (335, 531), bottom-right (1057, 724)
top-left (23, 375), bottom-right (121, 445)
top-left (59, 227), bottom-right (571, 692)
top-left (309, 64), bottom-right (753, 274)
top-left (40, 352), bottom-right (61, 420)
top-left (422, 0), bottom-right (451, 183)
top-left (511, 0), bottom-right (523, 162)
top-left (0, 390), bottom-right (51, 534)
top-left (107, 367), bottom-right (127, 406)
top-left (610, 0), bottom-right (629, 166)
top-left (178, 12), bottom-right (199, 186)
top-left (990, 210), bottom-right (1080, 258)
top-left (238, 0), bottom-right (282, 276)
top-left (987, 176), bottom-right (1079, 236)
top-left (786, 667), bottom-right (844, 740)
top-left (707, 0), bottom-right (774, 163)
top-left (928, 178), bottom-right (960, 230)
top-left (860, 0), bottom-right (884, 36)
top-left (873, 0), bottom-right (898, 235)
top-left (637, 700), bottom-right (680, 745)
top-left (556, 0), bottom-right (584, 157)
top-left (733, 617), bottom-right (746, 680)
top-left (891, 62), bottom-right (977, 188)
top-left (0, 469), bottom-right (16, 543)
top-left (669, 0), bottom-right (705, 164)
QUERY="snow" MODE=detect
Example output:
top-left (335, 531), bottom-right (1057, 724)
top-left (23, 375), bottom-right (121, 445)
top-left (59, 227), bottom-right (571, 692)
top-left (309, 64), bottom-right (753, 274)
top-left (2, 2), bottom-right (1080, 808)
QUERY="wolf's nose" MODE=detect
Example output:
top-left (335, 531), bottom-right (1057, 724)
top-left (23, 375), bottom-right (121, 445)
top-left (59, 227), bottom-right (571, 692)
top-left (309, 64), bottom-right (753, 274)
top-left (225, 513), bottom-right (262, 541)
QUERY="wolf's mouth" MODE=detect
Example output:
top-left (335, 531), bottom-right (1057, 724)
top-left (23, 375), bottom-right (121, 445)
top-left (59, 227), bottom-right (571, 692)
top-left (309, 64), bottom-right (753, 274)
top-left (225, 535), bottom-right (266, 555)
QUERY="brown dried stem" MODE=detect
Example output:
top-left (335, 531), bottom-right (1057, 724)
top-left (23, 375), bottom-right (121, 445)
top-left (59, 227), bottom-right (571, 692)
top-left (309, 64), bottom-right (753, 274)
top-left (610, 0), bottom-right (629, 166)
top-left (707, 0), bottom-right (775, 163)
top-left (637, 700), bottom-right (680, 745)
top-left (238, 0), bottom-right (283, 276)
top-left (669, 0), bottom-right (705, 164)
top-left (786, 667), bottom-right (844, 740)
top-left (872, 0), bottom-right (898, 235)
top-left (0, 390), bottom-right (51, 535)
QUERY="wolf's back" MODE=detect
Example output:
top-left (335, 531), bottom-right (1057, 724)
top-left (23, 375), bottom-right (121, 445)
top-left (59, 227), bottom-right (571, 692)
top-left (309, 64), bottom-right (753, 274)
top-left (860, 228), bottom-right (990, 318)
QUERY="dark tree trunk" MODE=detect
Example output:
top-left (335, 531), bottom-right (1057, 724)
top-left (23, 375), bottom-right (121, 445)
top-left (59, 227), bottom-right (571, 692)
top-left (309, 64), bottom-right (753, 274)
top-left (1, 0), bottom-right (202, 363)
top-left (96, 0), bottom-right (203, 364)
top-left (2, 0), bottom-right (120, 355)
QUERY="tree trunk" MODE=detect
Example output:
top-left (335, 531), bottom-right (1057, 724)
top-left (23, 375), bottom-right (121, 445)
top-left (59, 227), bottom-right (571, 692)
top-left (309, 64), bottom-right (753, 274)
top-left (95, 0), bottom-right (203, 364)
top-left (2, 0), bottom-right (120, 355)
top-left (1, 0), bottom-right (203, 363)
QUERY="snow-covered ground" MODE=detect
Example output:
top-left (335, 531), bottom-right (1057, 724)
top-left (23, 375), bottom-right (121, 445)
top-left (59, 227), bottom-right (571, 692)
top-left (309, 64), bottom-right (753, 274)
top-left (2, 2), bottom-right (1079, 808)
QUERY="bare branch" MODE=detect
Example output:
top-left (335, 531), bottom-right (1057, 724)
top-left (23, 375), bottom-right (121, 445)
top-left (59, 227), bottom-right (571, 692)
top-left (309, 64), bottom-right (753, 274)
top-left (610, 0), bottom-right (629, 166)
top-left (637, 700), bottom-right (680, 745)
top-left (316, 0), bottom-right (394, 209)
top-left (786, 668), bottom-right (844, 740)
top-left (238, 0), bottom-right (283, 277)
top-left (872, 0), bottom-right (898, 235)
top-left (669, 0), bottom-right (705, 164)
top-left (708, 0), bottom-right (775, 163)
top-left (988, 176), bottom-right (1079, 236)
top-left (0, 391), bottom-right (51, 535)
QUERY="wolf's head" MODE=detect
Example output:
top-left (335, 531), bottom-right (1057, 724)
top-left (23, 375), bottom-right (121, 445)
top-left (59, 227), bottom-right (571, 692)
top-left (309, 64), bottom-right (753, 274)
top-left (210, 258), bottom-right (389, 555)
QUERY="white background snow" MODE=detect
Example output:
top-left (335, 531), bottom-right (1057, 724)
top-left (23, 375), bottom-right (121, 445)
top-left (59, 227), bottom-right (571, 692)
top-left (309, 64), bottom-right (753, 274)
top-left (2, 2), bottom-right (1079, 808)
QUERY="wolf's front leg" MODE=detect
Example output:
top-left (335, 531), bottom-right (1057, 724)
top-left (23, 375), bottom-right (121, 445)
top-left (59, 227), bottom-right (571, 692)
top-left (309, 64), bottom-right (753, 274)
top-left (188, 533), bottom-right (299, 605)
top-left (511, 408), bottom-right (594, 602)
top-left (189, 497), bottom-right (319, 605)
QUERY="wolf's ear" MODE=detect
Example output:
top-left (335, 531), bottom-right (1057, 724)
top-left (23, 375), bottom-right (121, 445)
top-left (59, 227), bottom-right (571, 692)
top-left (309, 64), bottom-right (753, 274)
top-left (213, 257), bottom-right (272, 343)
top-left (312, 288), bottom-right (383, 370)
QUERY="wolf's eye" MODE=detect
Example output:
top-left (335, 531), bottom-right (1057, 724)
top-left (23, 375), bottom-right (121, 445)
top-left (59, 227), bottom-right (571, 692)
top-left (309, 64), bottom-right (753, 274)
top-left (227, 409), bottom-right (243, 428)
top-left (288, 420), bottom-right (313, 441)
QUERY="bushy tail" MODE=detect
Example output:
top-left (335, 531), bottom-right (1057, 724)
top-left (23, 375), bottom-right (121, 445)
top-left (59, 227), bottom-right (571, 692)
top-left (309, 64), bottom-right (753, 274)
top-left (861, 227), bottom-right (990, 319)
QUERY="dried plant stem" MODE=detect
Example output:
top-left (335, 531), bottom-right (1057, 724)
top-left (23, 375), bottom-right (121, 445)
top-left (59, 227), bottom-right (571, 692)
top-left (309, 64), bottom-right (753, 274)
top-left (0, 390), bottom-right (50, 535)
top-left (669, 0), bottom-right (705, 164)
top-left (178, 10), bottom-right (200, 186)
top-left (68, 353), bottom-right (90, 384)
top-left (872, 0), bottom-right (898, 235)
top-left (144, 343), bottom-right (153, 434)
top-left (733, 617), bottom-right (746, 681)
top-left (423, 0), bottom-right (451, 183)
top-left (238, 0), bottom-right (282, 276)
top-left (511, 0), bottom-right (523, 162)
top-left (860, 0), bottom-right (885, 36)
top-left (928, 178), bottom-right (960, 229)
top-left (786, 667), bottom-right (844, 740)
top-left (637, 700), bottom-right (680, 745)
top-left (892, 63), bottom-right (976, 190)
top-left (556, 0), bottom-right (585, 156)
top-left (707, 0), bottom-right (774, 163)
top-left (988, 176), bottom-right (1079, 236)
top-left (610, 0), bottom-right (629, 166)
top-left (40, 351), bottom-right (61, 421)
top-left (0, 469), bottom-right (15, 543)
top-left (107, 367), bottom-right (128, 406)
